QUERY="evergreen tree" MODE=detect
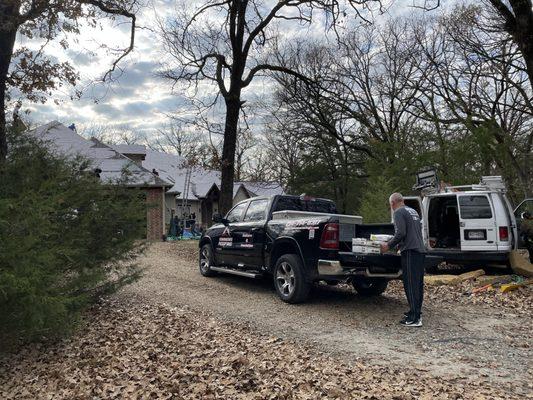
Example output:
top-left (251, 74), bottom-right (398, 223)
top-left (0, 128), bottom-right (145, 349)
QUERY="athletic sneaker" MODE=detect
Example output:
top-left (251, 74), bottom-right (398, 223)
top-left (399, 318), bottom-right (422, 327)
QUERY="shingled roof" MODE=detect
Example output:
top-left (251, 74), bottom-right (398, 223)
top-left (31, 122), bottom-right (170, 188)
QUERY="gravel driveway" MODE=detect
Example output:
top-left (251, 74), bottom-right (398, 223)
top-left (121, 242), bottom-right (533, 397)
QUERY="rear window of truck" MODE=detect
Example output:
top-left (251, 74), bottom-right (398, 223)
top-left (459, 195), bottom-right (492, 219)
top-left (273, 197), bottom-right (337, 214)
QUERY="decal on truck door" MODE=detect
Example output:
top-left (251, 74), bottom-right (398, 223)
top-left (219, 237), bottom-right (233, 247)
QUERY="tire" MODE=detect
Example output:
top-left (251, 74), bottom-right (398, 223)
top-left (273, 254), bottom-right (311, 304)
top-left (352, 277), bottom-right (388, 296)
top-left (199, 244), bottom-right (217, 277)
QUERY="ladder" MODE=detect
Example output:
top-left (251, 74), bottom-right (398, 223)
top-left (181, 166), bottom-right (192, 218)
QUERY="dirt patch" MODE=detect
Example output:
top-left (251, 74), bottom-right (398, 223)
top-left (127, 243), bottom-right (532, 395)
top-left (1, 242), bottom-right (531, 399)
top-left (0, 298), bottom-right (526, 399)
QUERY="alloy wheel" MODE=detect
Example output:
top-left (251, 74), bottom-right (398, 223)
top-left (276, 262), bottom-right (295, 296)
top-left (200, 248), bottom-right (210, 273)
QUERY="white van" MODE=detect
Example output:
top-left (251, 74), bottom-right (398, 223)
top-left (405, 173), bottom-right (518, 266)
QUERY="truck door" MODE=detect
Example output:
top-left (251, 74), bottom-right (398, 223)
top-left (215, 201), bottom-right (248, 266)
top-left (457, 194), bottom-right (497, 251)
top-left (235, 198), bottom-right (270, 268)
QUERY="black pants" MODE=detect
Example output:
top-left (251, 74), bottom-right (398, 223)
top-left (401, 250), bottom-right (425, 321)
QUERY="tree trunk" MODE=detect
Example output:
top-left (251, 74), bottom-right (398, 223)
top-left (0, 10), bottom-right (18, 161)
top-left (510, 0), bottom-right (533, 88)
top-left (219, 97), bottom-right (241, 214)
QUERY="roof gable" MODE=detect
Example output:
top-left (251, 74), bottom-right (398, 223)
top-left (30, 122), bottom-right (170, 188)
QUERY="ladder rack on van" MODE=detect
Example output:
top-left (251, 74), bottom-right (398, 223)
top-left (442, 176), bottom-right (507, 193)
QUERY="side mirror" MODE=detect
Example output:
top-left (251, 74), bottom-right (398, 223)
top-left (213, 213), bottom-right (228, 225)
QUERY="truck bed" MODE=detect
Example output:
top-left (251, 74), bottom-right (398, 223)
top-left (339, 223), bottom-right (395, 252)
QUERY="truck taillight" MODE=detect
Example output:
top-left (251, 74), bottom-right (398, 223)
top-left (320, 223), bottom-right (339, 249)
top-left (499, 226), bottom-right (509, 241)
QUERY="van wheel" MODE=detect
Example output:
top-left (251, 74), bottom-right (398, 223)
top-left (273, 254), bottom-right (311, 304)
top-left (199, 244), bottom-right (217, 277)
top-left (352, 277), bottom-right (388, 296)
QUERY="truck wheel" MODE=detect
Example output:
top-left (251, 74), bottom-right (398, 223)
top-left (273, 254), bottom-right (311, 304)
top-left (199, 244), bottom-right (217, 277)
top-left (352, 277), bottom-right (388, 296)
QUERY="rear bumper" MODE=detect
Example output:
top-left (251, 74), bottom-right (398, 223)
top-left (317, 253), bottom-right (403, 280)
top-left (427, 250), bottom-right (509, 265)
top-left (317, 251), bottom-right (444, 280)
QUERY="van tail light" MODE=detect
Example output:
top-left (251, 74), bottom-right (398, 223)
top-left (320, 223), bottom-right (339, 249)
top-left (499, 226), bottom-right (509, 241)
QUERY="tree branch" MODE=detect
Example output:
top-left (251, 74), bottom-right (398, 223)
top-left (241, 63), bottom-right (312, 87)
top-left (80, 0), bottom-right (137, 82)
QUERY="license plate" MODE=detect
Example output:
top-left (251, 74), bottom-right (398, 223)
top-left (467, 230), bottom-right (485, 239)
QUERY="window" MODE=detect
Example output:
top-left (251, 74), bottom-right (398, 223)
top-left (273, 196), bottom-right (337, 214)
top-left (459, 196), bottom-right (492, 219)
top-left (307, 200), bottom-right (337, 214)
top-left (244, 199), bottom-right (269, 222)
top-left (515, 199), bottom-right (533, 219)
top-left (226, 202), bottom-right (247, 223)
top-left (273, 197), bottom-right (303, 212)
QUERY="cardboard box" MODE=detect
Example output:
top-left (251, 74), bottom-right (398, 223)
top-left (352, 238), bottom-right (381, 254)
top-left (370, 234), bottom-right (393, 242)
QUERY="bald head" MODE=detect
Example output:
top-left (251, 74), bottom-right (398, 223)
top-left (389, 192), bottom-right (404, 211)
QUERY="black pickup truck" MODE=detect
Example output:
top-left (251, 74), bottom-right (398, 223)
top-left (198, 194), bottom-right (414, 303)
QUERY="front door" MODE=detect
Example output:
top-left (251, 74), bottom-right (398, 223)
top-left (215, 201), bottom-right (248, 266)
top-left (232, 198), bottom-right (270, 268)
top-left (457, 194), bottom-right (497, 251)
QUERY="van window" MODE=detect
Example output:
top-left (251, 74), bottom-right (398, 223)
top-left (459, 196), bottom-right (492, 219)
top-left (244, 199), bottom-right (269, 222)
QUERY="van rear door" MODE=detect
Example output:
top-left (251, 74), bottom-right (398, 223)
top-left (457, 194), bottom-right (497, 251)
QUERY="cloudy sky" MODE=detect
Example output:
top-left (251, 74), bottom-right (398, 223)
top-left (14, 0), bottom-right (445, 143)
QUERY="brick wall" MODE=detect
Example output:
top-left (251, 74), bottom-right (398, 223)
top-left (146, 187), bottom-right (164, 241)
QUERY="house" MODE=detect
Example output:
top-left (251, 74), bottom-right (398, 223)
top-left (113, 145), bottom-right (285, 228)
top-left (31, 122), bottom-right (172, 240)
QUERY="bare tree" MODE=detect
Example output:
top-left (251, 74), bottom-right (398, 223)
top-left (158, 0), bottom-right (388, 214)
top-left (263, 113), bottom-right (305, 186)
top-left (79, 123), bottom-right (145, 145)
top-left (0, 0), bottom-right (139, 162)
top-left (413, 5), bottom-right (533, 199)
top-left (148, 122), bottom-right (210, 166)
top-left (484, 0), bottom-right (533, 88)
top-left (270, 21), bottom-right (427, 174)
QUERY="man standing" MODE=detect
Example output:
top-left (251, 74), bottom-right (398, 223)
top-left (380, 193), bottom-right (426, 327)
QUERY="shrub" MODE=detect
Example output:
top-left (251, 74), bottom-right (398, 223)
top-left (0, 129), bottom-right (145, 349)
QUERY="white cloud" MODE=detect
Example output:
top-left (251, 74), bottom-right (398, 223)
top-left (14, 0), bottom-right (451, 142)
